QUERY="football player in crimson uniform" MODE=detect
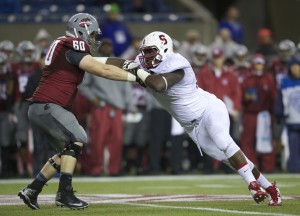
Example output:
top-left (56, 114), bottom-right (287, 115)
top-left (129, 31), bottom-right (282, 206)
top-left (18, 13), bottom-right (138, 210)
top-left (12, 40), bottom-right (39, 177)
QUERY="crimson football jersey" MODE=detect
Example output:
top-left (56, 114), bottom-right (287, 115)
top-left (28, 36), bottom-right (91, 110)
top-left (11, 61), bottom-right (39, 102)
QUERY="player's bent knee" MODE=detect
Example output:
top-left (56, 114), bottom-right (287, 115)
top-left (61, 142), bottom-right (84, 159)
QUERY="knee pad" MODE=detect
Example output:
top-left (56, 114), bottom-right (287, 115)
top-left (61, 143), bottom-right (83, 159)
top-left (48, 157), bottom-right (61, 172)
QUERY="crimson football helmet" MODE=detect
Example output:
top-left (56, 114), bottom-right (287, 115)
top-left (139, 31), bottom-right (173, 69)
top-left (66, 13), bottom-right (101, 50)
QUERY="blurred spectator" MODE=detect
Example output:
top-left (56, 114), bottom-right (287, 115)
top-left (178, 29), bottom-right (201, 62)
top-left (231, 45), bottom-right (252, 145)
top-left (297, 42), bottom-right (300, 57)
top-left (122, 82), bottom-right (152, 175)
top-left (191, 43), bottom-right (209, 72)
top-left (23, 50), bottom-right (56, 176)
top-left (34, 28), bottom-right (52, 61)
top-left (79, 38), bottom-right (136, 176)
top-left (169, 117), bottom-right (185, 175)
top-left (120, 36), bottom-right (142, 60)
top-left (197, 48), bottom-right (241, 124)
top-left (274, 56), bottom-right (300, 173)
top-left (232, 45), bottom-right (252, 83)
top-left (240, 54), bottom-right (277, 173)
top-left (255, 28), bottom-right (277, 62)
top-left (0, 40), bottom-right (15, 62)
top-left (270, 39), bottom-right (296, 88)
top-left (210, 28), bottom-right (239, 64)
top-left (269, 40), bottom-right (297, 169)
top-left (147, 98), bottom-right (172, 175)
top-left (100, 3), bottom-right (132, 57)
top-left (0, 52), bottom-right (15, 178)
top-left (12, 40), bottom-right (39, 177)
top-left (218, 6), bottom-right (244, 44)
top-left (172, 38), bottom-right (181, 53)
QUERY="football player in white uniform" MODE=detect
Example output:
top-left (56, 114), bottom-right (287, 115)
top-left (129, 31), bottom-right (282, 206)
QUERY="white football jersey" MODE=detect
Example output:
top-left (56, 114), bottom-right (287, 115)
top-left (135, 52), bottom-right (216, 129)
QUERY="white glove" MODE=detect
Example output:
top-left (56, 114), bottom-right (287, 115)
top-left (123, 60), bottom-right (139, 72)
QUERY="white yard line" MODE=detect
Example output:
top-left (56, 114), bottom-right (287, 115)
top-left (123, 202), bottom-right (299, 216)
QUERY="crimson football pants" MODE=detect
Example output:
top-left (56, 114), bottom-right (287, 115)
top-left (240, 112), bottom-right (276, 172)
top-left (83, 105), bottom-right (123, 176)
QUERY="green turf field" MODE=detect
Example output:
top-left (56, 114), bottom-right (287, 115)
top-left (0, 174), bottom-right (299, 216)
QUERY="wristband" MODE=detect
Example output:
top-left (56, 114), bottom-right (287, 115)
top-left (137, 69), bottom-right (150, 82)
top-left (161, 75), bottom-right (168, 91)
top-left (127, 73), bottom-right (137, 82)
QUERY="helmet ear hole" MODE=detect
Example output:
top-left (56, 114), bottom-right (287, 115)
top-left (164, 48), bottom-right (168, 53)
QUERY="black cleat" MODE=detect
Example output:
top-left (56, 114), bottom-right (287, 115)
top-left (55, 186), bottom-right (88, 210)
top-left (18, 186), bottom-right (40, 210)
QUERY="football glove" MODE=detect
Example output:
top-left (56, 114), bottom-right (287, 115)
top-left (123, 60), bottom-right (139, 76)
top-left (123, 60), bottom-right (146, 88)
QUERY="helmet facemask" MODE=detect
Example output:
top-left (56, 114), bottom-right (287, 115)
top-left (140, 46), bottom-right (163, 69)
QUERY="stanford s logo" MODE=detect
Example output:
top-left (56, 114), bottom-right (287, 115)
top-left (79, 18), bottom-right (91, 27)
top-left (159, 35), bottom-right (167, 45)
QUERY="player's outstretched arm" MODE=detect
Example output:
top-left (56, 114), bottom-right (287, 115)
top-left (136, 69), bottom-right (184, 92)
top-left (79, 55), bottom-right (136, 81)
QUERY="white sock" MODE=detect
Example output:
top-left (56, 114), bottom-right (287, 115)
top-left (237, 162), bottom-right (256, 185)
top-left (256, 172), bottom-right (272, 189)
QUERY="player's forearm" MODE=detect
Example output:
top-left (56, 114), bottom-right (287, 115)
top-left (101, 64), bottom-right (136, 81)
top-left (80, 55), bottom-right (136, 81)
top-left (92, 57), bottom-right (126, 68)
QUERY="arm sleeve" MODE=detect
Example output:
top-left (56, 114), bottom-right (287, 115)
top-left (65, 49), bottom-right (89, 67)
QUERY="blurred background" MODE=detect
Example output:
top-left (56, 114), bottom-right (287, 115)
top-left (0, 0), bottom-right (300, 179)
top-left (0, 0), bottom-right (299, 48)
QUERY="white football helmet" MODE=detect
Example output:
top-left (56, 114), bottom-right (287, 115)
top-left (278, 39), bottom-right (296, 62)
top-left (139, 31), bottom-right (173, 69)
top-left (17, 40), bottom-right (36, 63)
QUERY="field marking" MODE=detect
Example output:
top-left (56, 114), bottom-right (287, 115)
top-left (123, 202), bottom-right (299, 216)
top-left (0, 194), bottom-right (299, 206)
